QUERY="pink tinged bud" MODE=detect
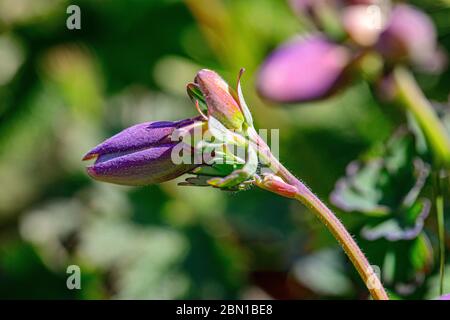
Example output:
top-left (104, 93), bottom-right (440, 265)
top-left (83, 118), bottom-right (201, 186)
top-left (194, 69), bottom-right (245, 130)
top-left (257, 35), bottom-right (350, 103)
top-left (376, 5), bottom-right (440, 68)
top-left (256, 174), bottom-right (298, 199)
top-left (342, 5), bottom-right (387, 47)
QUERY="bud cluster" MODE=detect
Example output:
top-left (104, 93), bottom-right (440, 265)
top-left (257, 1), bottom-right (445, 104)
top-left (84, 69), bottom-right (278, 191)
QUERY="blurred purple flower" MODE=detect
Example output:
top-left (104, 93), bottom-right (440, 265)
top-left (376, 4), bottom-right (444, 70)
top-left (83, 118), bottom-right (203, 186)
top-left (257, 35), bottom-right (350, 103)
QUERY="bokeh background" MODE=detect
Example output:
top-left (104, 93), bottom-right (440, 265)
top-left (0, 0), bottom-right (449, 299)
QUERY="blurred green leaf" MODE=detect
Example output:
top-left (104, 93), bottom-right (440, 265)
top-left (331, 129), bottom-right (431, 241)
top-left (292, 249), bottom-right (353, 297)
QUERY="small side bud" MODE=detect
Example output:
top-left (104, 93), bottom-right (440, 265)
top-left (255, 174), bottom-right (298, 199)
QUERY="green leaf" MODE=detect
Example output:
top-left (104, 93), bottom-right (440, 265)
top-left (292, 249), bottom-right (353, 296)
top-left (186, 82), bottom-right (208, 112)
top-left (236, 68), bottom-right (253, 126)
top-left (331, 129), bottom-right (430, 219)
top-left (192, 164), bottom-right (241, 177)
top-left (362, 233), bottom-right (433, 294)
top-left (410, 233), bottom-right (434, 272)
top-left (361, 199), bottom-right (430, 241)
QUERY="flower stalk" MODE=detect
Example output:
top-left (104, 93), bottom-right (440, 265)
top-left (252, 133), bottom-right (389, 300)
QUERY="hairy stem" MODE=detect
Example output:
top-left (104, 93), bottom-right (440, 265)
top-left (251, 133), bottom-right (389, 300)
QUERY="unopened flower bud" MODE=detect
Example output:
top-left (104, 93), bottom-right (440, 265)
top-left (376, 4), bottom-right (441, 69)
top-left (194, 69), bottom-right (245, 130)
top-left (83, 118), bottom-right (203, 186)
top-left (257, 35), bottom-right (350, 103)
top-left (256, 174), bottom-right (298, 199)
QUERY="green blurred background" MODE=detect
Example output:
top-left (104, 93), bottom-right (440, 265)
top-left (0, 0), bottom-right (449, 299)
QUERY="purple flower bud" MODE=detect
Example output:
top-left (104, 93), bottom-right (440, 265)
top-left (376, 4), bottom-right (439, 68)
top-left (194, 69), bottom-right (245, 130)
top-left (257, 35), bottom-right (350, 103)
top-left (83, 118), bottom-right (202, 186)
